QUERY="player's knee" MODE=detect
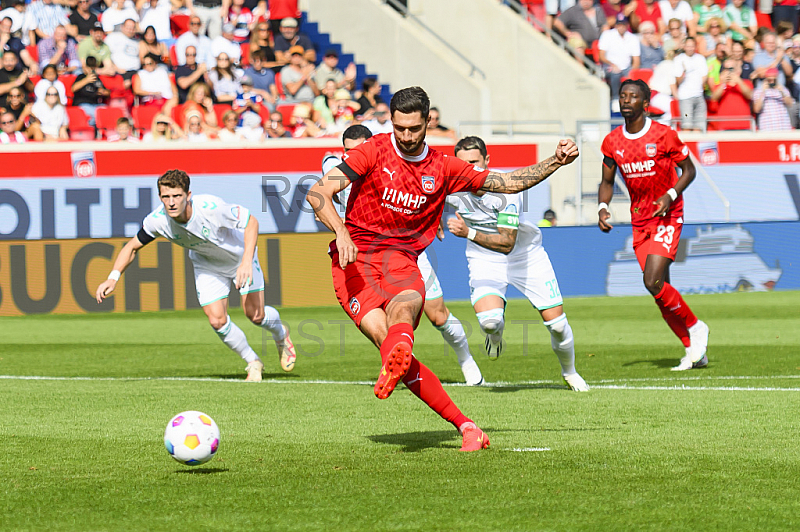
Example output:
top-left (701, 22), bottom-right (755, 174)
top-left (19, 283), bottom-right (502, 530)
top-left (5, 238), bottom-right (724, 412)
top-left (476, 308), bottom-right (505, 335)
top-left (247, 308), bottom-right (264, 325)
top-left (643, 274), bottom-right (663, 296)
top-left (210, 314), bottom-right (230, 332)
top-left (544, 314), bottom-right (573, 347)
top-left (428, 305), bottom-right (449, 328)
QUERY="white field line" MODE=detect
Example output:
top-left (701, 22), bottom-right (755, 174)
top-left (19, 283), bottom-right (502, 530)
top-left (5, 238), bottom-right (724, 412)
top-left (3, 374), bottom-right (800, 392)
top-left (504, 447), bottom-right (552, 452)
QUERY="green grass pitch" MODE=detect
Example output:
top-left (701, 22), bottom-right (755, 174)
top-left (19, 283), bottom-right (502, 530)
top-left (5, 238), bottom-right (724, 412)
top-left (2, 291), bottom-right (800, 531)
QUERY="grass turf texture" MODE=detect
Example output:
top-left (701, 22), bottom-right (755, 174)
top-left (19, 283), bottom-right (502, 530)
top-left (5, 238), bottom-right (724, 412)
top-left (1, 291), bottom-right (799, 531)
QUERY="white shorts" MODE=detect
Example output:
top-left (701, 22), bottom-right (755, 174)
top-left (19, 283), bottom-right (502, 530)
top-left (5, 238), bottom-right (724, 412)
top-left (194, 253), bottom-right (265, 307)
top-left (417, 250), bottom-right (444, 300)
top-left (468, 245), bottom-right (563, 310)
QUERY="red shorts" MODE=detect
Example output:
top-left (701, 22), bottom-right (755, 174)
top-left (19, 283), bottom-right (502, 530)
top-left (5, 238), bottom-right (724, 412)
top-left (330, 243), bottom-right (426, 328)
top-left (632, 215), bottom-right (683, 270)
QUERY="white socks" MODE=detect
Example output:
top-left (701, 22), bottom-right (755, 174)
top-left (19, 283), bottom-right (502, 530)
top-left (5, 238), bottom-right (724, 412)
top-left (214, 315), bottom-right (259, 363)
top-left (435, 313), bottom-right (472, 365)
top-left (544, 313), bottom-right (576, 376)
top-left (259, 305), bottom-right (286, 340)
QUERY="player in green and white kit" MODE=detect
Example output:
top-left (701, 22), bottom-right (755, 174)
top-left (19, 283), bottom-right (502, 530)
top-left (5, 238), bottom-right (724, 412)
top-left (448, 136), bottom-right (588, 392)
top-left (96, 169), bottom-right (296, 381)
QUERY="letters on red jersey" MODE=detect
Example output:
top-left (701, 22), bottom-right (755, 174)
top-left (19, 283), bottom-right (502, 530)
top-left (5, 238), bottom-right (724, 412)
top-left (601, 118), bottom-right (689, 227)
top-left (337, 133), bottom-right (489, 255)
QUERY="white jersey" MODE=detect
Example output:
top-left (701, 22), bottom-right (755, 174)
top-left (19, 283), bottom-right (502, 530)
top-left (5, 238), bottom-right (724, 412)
top-left (447, 192), bottom-right (542, 261)
top-left (141, 194), bottom-right (251, 275)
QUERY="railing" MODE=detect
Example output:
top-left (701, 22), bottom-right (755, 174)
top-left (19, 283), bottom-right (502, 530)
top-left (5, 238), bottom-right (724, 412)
top-left (381, 0), bottom-right (487, 80)
top-left (502, 0), bottom-right (604, 79)
top-left (455, 120), bottom-right (566, 138)
top-left (671, 116), bottom-right (757, 132)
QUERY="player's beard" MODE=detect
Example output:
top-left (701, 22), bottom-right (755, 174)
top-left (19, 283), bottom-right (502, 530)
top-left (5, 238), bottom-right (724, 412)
top-left (396, 129), bottom-right (426, 157)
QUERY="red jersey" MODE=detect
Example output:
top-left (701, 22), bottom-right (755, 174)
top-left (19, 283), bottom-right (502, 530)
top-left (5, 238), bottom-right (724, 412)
top-left (338, 133), bottom-right (489, 256)
top-left (601, 118), bottom-right (689, 227)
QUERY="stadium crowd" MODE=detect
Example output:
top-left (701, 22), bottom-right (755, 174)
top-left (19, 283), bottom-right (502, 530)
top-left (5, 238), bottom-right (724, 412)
top-left (528, 0), bottom-right (800, 131)
top-left (0, 0), bottom-right (459, 142)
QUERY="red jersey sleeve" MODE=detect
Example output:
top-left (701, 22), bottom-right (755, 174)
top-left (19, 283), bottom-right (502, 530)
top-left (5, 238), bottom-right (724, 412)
top-left (442, 155), bottom-right (490, 194)
top-left (664, 129), bottom-right (690, 165)
top-left (338, 138), bottom-right (378, 182)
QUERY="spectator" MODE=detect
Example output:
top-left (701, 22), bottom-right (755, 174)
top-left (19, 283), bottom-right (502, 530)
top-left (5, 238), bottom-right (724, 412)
top-left (658, 0), bottom-right (695, 36)
top-left (37, 25), bottom-right (81, 74)
top-left (709, 57), bottom-right (753, 110)
top-left (184, 109), bottom-right (211, 141)
top-left (731, 39), bottom-right (754, 80)
top-left (538, 209), bottom-right (558, 227)
top-left (186, 0), bottom-right (224, 39)
top-left (105, 18), bottom-right (141, 87)
top-left (775, 21), bottom-right (795, 51)
top-left (175, 16), bottom-right (213, 66)
top-left (273, 18), bottom-right (315, 65)
top-left (108, 116), bottom-right (140, 141)
top-left (553, 0), bottom-right (606, 55)
top-left (0, 16), bottom-right (37, 74)
top-left (314, 49), bottom-right (356, 91)
top-left (772, 3), bottom-right (798, 36)
top-left (139, 25), bottom-right (168, 65)
top-left (267, 0), bottom-right (298, 36)
top-left (175, 45), bottom-right (208, 102)
top-left (77, 22), bottom-right (117, 76)
top-left (210, 23), bottom-right (241, 66)
top-left (244, 49), bottom-right (277, 107)
top-left (0, 51), bottom-right (32, 108)
top-left (232, 75), bottom-right (263, 131)
top-left (34, 64), bottom-right (67, 104)
top-left (67, 0), bottom-right (98, 41)
top-left (184, 81), bottom-right (217, 126)
top-left (0, 0), bottom-right (26, 35)
top-left (325, 87), bottom-right (359, 135)
top-left (217, 108), bottom-right (243, 140)
top-left (632, 0), bottom-right (665, 36)
top-left (142, 112), bottom-right (184, 141)
top-left (789, 36), bottom-right (800, 100)
top-left (25, 0), bottom-right (69, 43)
top-left (208, 52), bottom-right (242, 103)
top-left (287, 103), bottom-right (321, 137)
top-left (706, 42), bottom-right (728, 89)
top-left (753, 31), bottom-right (793, 88)
top-left (279, 45), bottom-right (316, 103)
top-left (639, 21), bottom-right (665, 69)
top-left (753, 67), bottom-right (794, 130)
top-left (133, 52), bottom-right (177, 112)
top-left (138, 0), bottom-right (172, 42)
top-left (672, 36), bottom-right (709, 131)
top-left (362, 101), bottom-right (392, 135)
top-left (0, 110), bottom-right (25, 143)
top-left (225, 0), bottom-right (255, 44)
top-left (601, 0), bottom-right (634, 29)
top-left (649, 49), bottom-right (677, 124)
top-left (693, 0), bottom-right (723, 37)
top-left (426, 106), bottom-right (456, 139)
top-left (355, 76), bottom-right (383, 115)
top-left (662, 17), bottom-right (687, 56)
top-left (697, 17), bottom-right (728, 58)
top-left (723, 0), bottom-right (757, 45)
top-left (30, 86), bottom-right (69, 140)
top-left (312, 79), bottom-right (337, 128)
top-left (599, 14), bottom-right (641, 110)
top-left (265, 110), bottom-right (290, 138)
top-left (248, 21), bottom-right (278, 68)
top-left (102, 0), bottom-right (140, 33)
top-left (3, 87), bottom-right (33, 132)
top-left (70, 55), bottom-right (108, 124)
top-left (545, 0), bottom-right (576, 32)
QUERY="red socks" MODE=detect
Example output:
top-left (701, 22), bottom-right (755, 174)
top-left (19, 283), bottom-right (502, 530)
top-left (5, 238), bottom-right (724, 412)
top-left (380, 322), bottom-right (470, 430)
top-left (654, 283), bottom-right (697, 347)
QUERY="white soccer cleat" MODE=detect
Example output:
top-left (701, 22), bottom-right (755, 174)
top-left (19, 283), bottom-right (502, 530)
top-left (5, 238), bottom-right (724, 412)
top-left (693, 353), bottom-right (709, 368)
top-left (671, 347), bottom-right (708, 371)
top-left (484, 333), bottom-right (504, 360)
top-left (688, 320), bottom-right (709, 363)
top-left (460, 357), bottom-right (484, 386)
top-left (563, 372), bottom-right (589, 392)
top-left (244, 359), bottom-right (264, 382)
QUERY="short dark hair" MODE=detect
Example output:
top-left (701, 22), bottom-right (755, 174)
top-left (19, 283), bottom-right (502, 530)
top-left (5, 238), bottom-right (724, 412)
top-left (342, 124), bottom-right (372, 143)
top-left (42, 64), bottom-right (58, 77)
top-left (619, 79), bottom-right (651, 102)
top-left (543, 209), bottom-right (556, 221)
top-left (390, 86), bottom-right (430, 120)
top-left (158, 169), bottom-right (190, 193)
top-left (250, 49), bottom-right (266, 62)
top-left (454, 135), bottom-right (487, 158)
top-left (85, 55), bottom-right (98, 68)
top-left (116, 116), bottom-right (131, 127)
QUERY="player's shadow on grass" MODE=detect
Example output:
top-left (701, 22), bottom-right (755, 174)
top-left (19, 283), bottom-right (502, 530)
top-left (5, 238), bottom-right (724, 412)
top-left (485, 384), bottom-right (570, 393)
top-left (174, 468), bottom-right (228, 474)
top-left (623, 358), bottom-right (678, 369)
top-left (205, 372), bottom-right (304, 380)
top-left (368, 427), bottom-right (516, 452)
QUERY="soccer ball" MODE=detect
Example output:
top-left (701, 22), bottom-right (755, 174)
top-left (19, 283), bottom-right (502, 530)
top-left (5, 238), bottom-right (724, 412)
top-left (164, 411), bottom-right (220, 466)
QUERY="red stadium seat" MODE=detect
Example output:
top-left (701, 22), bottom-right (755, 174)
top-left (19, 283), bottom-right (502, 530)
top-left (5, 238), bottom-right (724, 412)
top-left (61, 74), bottom-right (77, 105)
top-left (239, 42), bottom-right (250, 67)
top-left (670, 99), bottom-right (681, 130)
top-left (213, 103), bottom-right (232, 126)
top-left (171, 103), bottom-right (185, 128)
top-left (624, 68), bottom-right (653, 85)
top-left (26, 44), bottom-right (38, 63)
top-left (274, 71), bottom-right (284, 98)
top-left (170, 14), bottom-right (190, 38)
top-left (132, 105), bottom-right (161, 132)
top-left (169, 45), bottom-right (178, 67)
top-left (755, 11), bottom-right (773, 29)
top-left (257, 104), bottom-right (270, 126)
top-left (66, 106), bottom-right (95, 140)
top-left (95, 106), bottom-right (125, 138)
top-left (276, 103), bottom-right (295, 126)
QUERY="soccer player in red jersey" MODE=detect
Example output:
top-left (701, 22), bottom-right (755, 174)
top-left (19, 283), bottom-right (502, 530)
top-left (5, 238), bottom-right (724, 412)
top-left (599, 79), bottom-right (709, 371)
top-left (307, 86), bottom-right (578, 451)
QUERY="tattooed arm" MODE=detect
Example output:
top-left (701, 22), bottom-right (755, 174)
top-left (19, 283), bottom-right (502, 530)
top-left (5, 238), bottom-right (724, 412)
top-left (479, 139), bottom-right (579, 194)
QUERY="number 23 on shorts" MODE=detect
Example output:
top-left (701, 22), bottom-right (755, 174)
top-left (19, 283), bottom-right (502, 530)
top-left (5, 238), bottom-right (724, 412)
top-left (654, 224), bottom-right (676, 252)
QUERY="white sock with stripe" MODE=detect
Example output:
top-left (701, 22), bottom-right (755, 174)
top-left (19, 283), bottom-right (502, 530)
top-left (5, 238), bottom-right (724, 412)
top-left (259, 306), bottom-right (286, 340)
top-left (215, 315), bottom-right (259, 363)
top-left (544, 313), bottom-right (576, 376)
top-left (434, 312), bottom-right (472, 365)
